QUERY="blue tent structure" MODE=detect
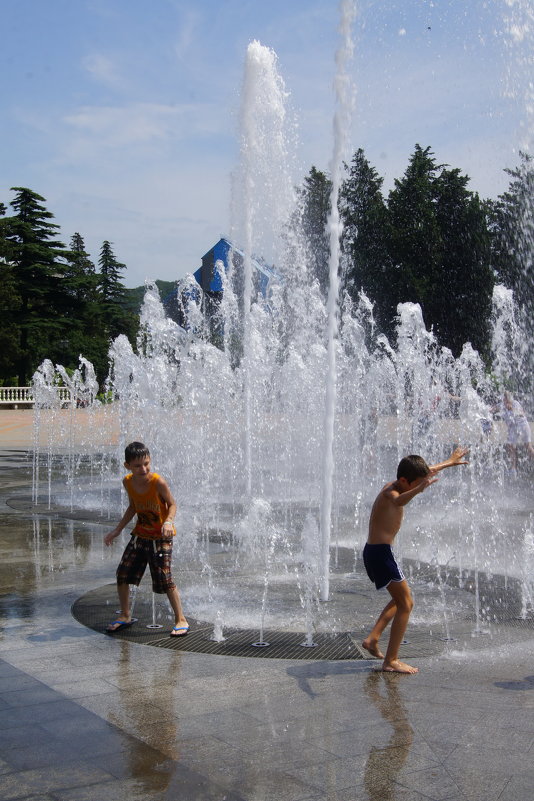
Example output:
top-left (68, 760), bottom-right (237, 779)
top-left (193, 237), bottom-right (277, 298)
top-left (163, 238), bottom-right (278, 347)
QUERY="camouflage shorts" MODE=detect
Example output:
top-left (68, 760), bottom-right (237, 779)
top-left (116, 536), bottom-right (176, 594)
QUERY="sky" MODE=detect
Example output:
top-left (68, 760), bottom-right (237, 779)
top-left (1, 0), bottom-right (531, 288)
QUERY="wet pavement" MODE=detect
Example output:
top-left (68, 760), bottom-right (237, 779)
top-left (0, 426), bottom-right (533, 800)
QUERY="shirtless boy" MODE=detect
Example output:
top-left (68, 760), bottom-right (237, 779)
top-left (362, 446), bottom-right (469, 674)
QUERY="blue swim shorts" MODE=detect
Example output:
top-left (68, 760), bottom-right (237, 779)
top-left (363, 543), bottom-right (405, 590)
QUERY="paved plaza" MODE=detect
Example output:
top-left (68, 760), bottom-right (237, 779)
top-left (0, 410), bottom-right (533, 801)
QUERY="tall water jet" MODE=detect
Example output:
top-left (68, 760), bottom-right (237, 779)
top-left (319, 0), bottom-right (357, 601)
top-left (501, 0), bottom-right (533, 393)
top-left (491, 284), bottom-right (523, 387)
top-left (233, 40), bottom-right (294, 499)
top-left (502, 0), bottom-right (533, 155)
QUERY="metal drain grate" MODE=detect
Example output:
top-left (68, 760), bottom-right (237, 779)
top-left (71, 585), bottom-right (367, 660)
top-left (150, 626), bottom-right (365, 660)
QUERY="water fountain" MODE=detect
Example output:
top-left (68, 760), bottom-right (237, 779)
top-left (30, 3), bottom-right (532, 653)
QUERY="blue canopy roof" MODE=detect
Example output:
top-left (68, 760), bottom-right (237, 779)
top-left (193, 238), bottom-right (277, 296)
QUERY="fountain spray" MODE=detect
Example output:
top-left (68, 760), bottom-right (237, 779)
top-left (30, 4), bottom-right (533, 639)
top-left (319, 0), bottom-right (356, 601)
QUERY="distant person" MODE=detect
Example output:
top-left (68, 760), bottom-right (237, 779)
top-left (494, 391), bottom-right (534, 473)
top-left (104, 441), bottom-right (189, 636)
top-left (361, 446), bottom-right (469, 673)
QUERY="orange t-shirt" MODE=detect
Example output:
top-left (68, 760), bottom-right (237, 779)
top-left (124, 472), bottom-right (175, 540)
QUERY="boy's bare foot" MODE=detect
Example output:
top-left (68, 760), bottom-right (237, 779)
top-left (382, 659), bottom-right (418, 674)
top-left (362, 638), bottom-right (385, 659)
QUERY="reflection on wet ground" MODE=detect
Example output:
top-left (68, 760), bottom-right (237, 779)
top-left (1, 449), bottom-right (534, 800)
top-left (363, 672), bottom-right (414, 801)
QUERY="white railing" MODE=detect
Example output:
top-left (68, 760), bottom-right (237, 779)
top-left (0, 387), bottom-right (74, 407)
top-left (0, 387), bottom-right (34, 406)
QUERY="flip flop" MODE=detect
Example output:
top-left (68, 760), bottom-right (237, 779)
top-left (170, 625), bottom-right (189, 637)
top-left (106, 618), bottom-right (138, 633)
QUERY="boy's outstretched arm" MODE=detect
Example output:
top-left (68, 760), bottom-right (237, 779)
top-left (390, 475), bottom-right (439, 506)
top-left (104, 502), bottom-right (136, 546)
top-left (430, 446), bottom-right (469, 474)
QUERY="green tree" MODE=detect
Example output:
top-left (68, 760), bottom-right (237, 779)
top-left (0, 202), bottom-right (13, 263)
top-left (432, 168), bottom-right (493, 358)
top-left (490, 153), bottom-right (533, 309)
top-left (53, 233), bottom-right (95, 332)
top-left (98, 240), bottom-right (137, 343)
top-left (66, 233), bottom-right (95, 292)
top-left (296, 166), bottom-right (332, 294)
top-left (0, 264), bottom-right (22, 383)
top-left (386, 146), bottom-right (493, 358)
top-left (489, 152), bottom-right (533, 391)
top-left (61, 233), bottom-right (112, 381)
top-left (0, 201), bottom-right (22, 382)
top-left (4, 187), bottom-right (71, 384)
top-left (386, 145), bottom-right (444, 310)
top-left (340, 148), bottom-right (393, 334)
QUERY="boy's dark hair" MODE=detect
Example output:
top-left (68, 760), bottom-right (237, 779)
top-left (397, 454), bottom-right (430, 482)
top-left (124, 441), bottom-right (150, 463)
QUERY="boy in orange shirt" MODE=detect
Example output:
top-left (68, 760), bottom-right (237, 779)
top-left (104, 441), bottom-right (189, 636)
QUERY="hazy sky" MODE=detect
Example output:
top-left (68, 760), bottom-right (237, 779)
top-left (2, 0), bottom-right (531, 287)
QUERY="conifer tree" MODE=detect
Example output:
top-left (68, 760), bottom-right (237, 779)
top-left (61, 233), bottom-right (111, 381)
top-left (67, 233), bottom-right (95, 292)
top-left (4, 188), bottom-right (71, 383)
top-left (97, 240), bottom-right (136, 343)
top-left (490, 152), bottom-right (533, 391)
top-left (386, 145), bottom-right (444, 311)
top-left (490, 153), bottom-right (533, 309)
top-left (0, 202), bottom-right (22, 382)
top-left (385, 146), bottom-right (493, 358)
top-left (296, 166), bottom-right (332, 294)
top-left (432, 167), bottom-right (493, 358)
top-left (340, 149), bottom-right (393, 334)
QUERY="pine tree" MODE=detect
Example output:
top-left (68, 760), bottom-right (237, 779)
top-left (0, 201), bottom-right (22, 382)
top-left (340, 149), bottom-right (393, 334)
top-left (385, 146), bottom-right (493, 359)
top-left (66, 233), bottom-right (95, 295)
top-left (386, 145), bottom-right (444, 310)
top-left (97, 240), bottom-right (136, 343)
top-left (490, 153), bottom-right (533, 308)
top-left (0, 202), bottom-right (12, 263)
top-left (490, 152), bottom-right (533, 391)
top-left (5, 188), bottom-right (71, 384)
top-left (296, 166), bottom-right (332, 294)
top-left (61, 233), bottom-right (111, 381)
top-left (433, 168), bottom-right (493, 358)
